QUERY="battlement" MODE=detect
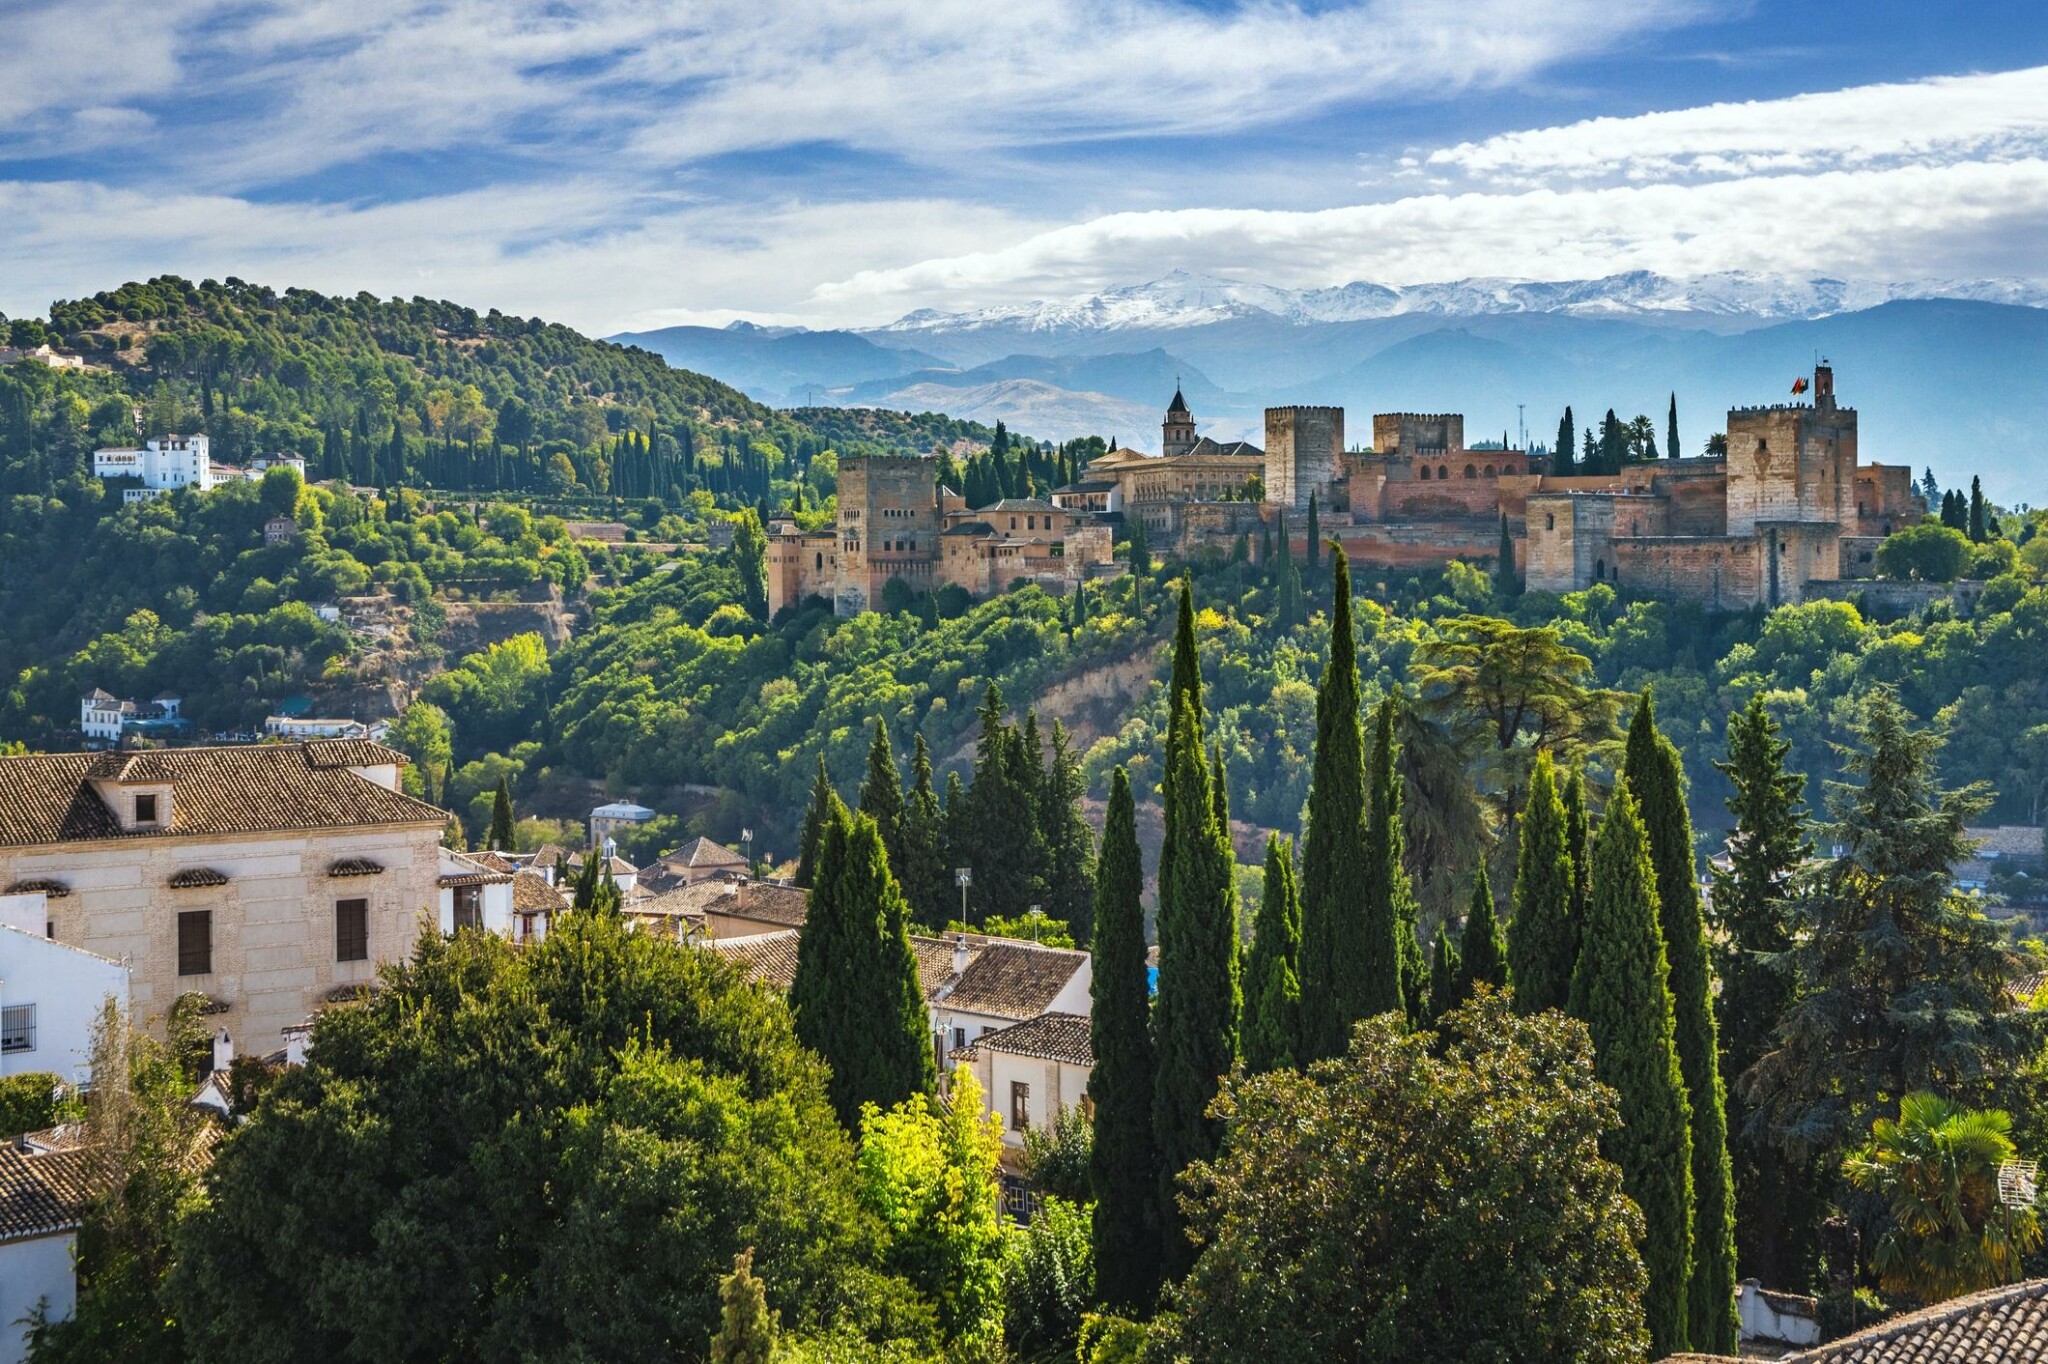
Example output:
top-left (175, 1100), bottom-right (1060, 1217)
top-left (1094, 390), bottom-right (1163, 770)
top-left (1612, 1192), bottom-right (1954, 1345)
top-left (1728, 403), bottom-right (1858, 415)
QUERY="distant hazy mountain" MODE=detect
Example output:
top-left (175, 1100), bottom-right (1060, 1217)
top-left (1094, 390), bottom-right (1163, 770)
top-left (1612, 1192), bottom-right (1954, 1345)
top-left (614, 274), bottom-right (2048, 498)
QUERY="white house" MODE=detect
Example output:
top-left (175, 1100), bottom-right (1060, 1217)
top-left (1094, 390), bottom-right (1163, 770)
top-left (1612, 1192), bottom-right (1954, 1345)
top-left (437, 849), bottom-right (516, 937)
top-left (929, 938), bottom-right (1092, 1055)
top-left (961, 1012), bottom-right (1093, 1158)
top-left (264, 715), bottom-right (370, 741)
top-left (249, 452), bottom-right (307, 477)
top-left (78, 691), bottom-right (182, 744)
top-left (0, 1140), bottom-right (91, 1364)
top-left (92, 434), bottom-right (211, 502)
top-left (0, 893), bottom-right (129, 1086)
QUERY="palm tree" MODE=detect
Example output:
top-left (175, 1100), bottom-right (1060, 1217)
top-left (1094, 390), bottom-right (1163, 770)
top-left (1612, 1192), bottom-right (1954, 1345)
top-left (1842, 1092), bottom-right (2042, 1303)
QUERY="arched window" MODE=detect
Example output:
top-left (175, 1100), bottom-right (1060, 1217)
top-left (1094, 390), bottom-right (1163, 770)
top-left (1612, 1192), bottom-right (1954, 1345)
top-left (1439, 465), bottom-right (1450, 481)
top-left (1595, 558), bottom-right (1606, 580)
top-left (1464, 464), bottom-right (1476, 479)
top-left (814, 552), bottom-right (822, 570)
top-left (1484, 465), bottom-right (1496, 478)
top-left (1418, 465), bottom-right (1430, 480)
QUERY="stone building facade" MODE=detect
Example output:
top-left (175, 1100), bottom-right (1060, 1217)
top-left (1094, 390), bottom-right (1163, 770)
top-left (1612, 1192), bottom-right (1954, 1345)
top-left (0, 741), bottom-right (447, 1050)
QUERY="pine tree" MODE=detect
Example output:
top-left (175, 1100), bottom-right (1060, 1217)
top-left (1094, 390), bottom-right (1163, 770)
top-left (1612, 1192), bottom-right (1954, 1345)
top-left (1508, 750), bottom-right (1577, 1013)
top-left (1711, 693), bottom-right (1822, 1288)
top-left (1040, 719), bottom-right (1098, 944)
top-left (1152, 688), bottom-right (1240, 1278)
top-left (1625, 693), bottom-right (1737, 1356)
top-left (1667, 393), bottom-right (1681, 461)
top-left (709, 1248), bottom-right (775, 1364)
top-left (789, 800), bottom-right (934, 1128)
top-left (1571, 783), bottom-right (1694, 1358)
top-left (962, 685), bottom-right (1046, 922)
top-left (1455, 864), bottom-right (1506, 999)
top-left (1242, 835), bottom-right (1301, 1073)
top-left (591, 860), bottom-right (623, 918)
top-left (487, 776), bottom-right (514, 851)
top-left (900, 732), bottom-right (950, 928)
top-left (1090, 768), bottom-right (1161, 1309)
top-left (795, 754), bottom-right (833, 889)
top-left (1363, 696), bottom-right (1418, 1024)
top-left (859, 717), bottom-right (906, 879)
top-left (1493, 514), bottom-right (1519, 600)
top-left (1426, 930), bottom-right (1461, 1026)
top-left (1297, 547), bottom-right (1369, 1062)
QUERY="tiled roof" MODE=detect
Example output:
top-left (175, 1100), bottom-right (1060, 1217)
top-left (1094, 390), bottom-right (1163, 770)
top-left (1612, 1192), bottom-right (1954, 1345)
top-left (942, 521), bottom-right (995, 537)
top-left (652, 879), bottom-right (809, 929)
top-left (465, 851), bottom-right (519, 874)
top-left (1661, 1279), bottom-right (2048, 1364)
top-left (529, 844), bottom-right (567, 870)
top-left (327, 856), bottom-right (385, 877)
top-left (0, 743), bottom-right (445, 848)
top-left (0, 1144), bottom-right (93, 1243)
top-left (974, 1011), bottom-right (1093, 1066)
top-left (302, 739), bottom-right (408, 769)
top-left (979, 498), bottom-right (1060, 514)
top-left (511, 870), bottom-right (564, 914)
top-left (665, 836), bottom-right (747, 869)
top-left (707, 929), bottom-right (803, 992)
top-left (5, 877), bottom-right (69, 897)
top-left (167, 867), bottom-right (230, 888)
top-left (1968, 825), bottom-right (2045, 858)
top-left (911, 935), bottom-right (971, 1001)
top-left (943, 943), bottom-right (1087, 1020)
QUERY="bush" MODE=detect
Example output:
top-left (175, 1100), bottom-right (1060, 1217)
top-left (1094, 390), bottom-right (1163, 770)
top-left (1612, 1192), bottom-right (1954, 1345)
top-left (1020, 1103), bottom-right (1092, 1203)
top-left (0, 1071), bottom-right (65, 1136)
top-left (1001, 1197), bottom-right (1094, 1359)
top-left (1816, 1288), bottom-right (1892, 1341)
top-left (1876, 522), bottom-right (1971, 582)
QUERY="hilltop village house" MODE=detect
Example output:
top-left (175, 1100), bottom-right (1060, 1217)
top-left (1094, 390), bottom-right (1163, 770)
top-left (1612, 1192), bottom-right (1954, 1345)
top-left (0, 741), bottom-right (448, 1051)
top-left (776, 367), bottom-right (1920, 614)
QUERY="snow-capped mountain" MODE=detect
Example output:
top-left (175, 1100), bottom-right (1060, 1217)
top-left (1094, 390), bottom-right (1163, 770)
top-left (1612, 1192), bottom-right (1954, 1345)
top-left (875, 268), bottom-right (2048, 334)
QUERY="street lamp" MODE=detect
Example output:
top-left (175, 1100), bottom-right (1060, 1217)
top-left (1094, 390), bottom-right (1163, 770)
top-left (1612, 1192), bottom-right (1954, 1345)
top-left (1027, 903), bottom-right (1042, 942)
top-left (741, 827), bottom-right (755, 878)
top-left (955, 867), bottom-right (972, 924)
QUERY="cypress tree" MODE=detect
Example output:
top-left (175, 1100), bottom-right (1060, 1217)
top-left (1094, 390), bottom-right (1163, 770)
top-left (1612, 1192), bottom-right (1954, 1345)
top-left (790, 800), bottom-right (934, 1129)
top-left (1493, 514), bottom-right (1519, 600)
top-left (709, 1248), bottom-right (774, 1364)
top-left (1563, 765), bottom-right (1591, 922)
top-left (1241, 834), bottom-right (1301, 1073)
top-left (1507, 750), bottom-right (1576, 1013)
top-left (1090, 768), bottom-right (1160, 1309)
top-left (1571, 783), bottom-right (1694, 1357)
top-left (899, 732), bottom-right (950, 928)
top-left (1426, 930), bottom-right (1461, 1026)
top-left (1040, 719), bottom-right (1098, 944)
top-left (795, 754), bottom-right (833, 889)
top-left (1711, 693), bottom-right (1822, 1288)
top-left (1969, 475), bottom-right (1989, 541)
top-left (1667, 392), bottom-right (1681, 461)
top-left (1296, 547), bottom-right (1369, 1062)
top-left (591, 860), bottom-right (623, 917)
top-left (1152, 689), bottom-right (1240, 1278)
top-left (1625, 694), bottom-right (1737, 1355)
top-left (1554, 406), bottom-right (1577, 476)
top-left (1363, 696), bottom-right (1416, 1023)
top-left (487, 776), bottom-right (514, 851)
top-left (1455, 864), bottom-right (1506, 999)
top-left (859, 717), bottom-right (906, 878)
top-left (1305, 492), bottom-right (1320, 573)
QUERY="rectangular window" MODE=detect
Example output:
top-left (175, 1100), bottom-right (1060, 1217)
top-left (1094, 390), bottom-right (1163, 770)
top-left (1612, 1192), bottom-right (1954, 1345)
top-left (336, 898), bottom-right (369, 962)
top-left (0, 1004), bottom-right (34, 1054)
top-left (177, 910), bottom-right (212, 976)
top-left (133, 793), bottom-right (158, 823)
top-left (453, 885), bottom-right (482, 932)
top-left (1010, 1081), bottom-right (1031, 1131)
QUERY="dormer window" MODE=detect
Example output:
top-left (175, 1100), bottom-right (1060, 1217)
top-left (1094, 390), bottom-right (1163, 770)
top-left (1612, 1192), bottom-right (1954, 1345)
top-left (134, 793), bottom-right (158, 824)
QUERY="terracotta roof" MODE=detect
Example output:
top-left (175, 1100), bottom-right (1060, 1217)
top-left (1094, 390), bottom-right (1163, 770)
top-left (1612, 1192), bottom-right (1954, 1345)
top-left (650, 879), bottom-right (809, 929)
top-left (666, 836), bottom-right (747, 869)
top-left (0, 1144), bottom-right (93, 1243)
top-left (511, 870), bottom-right (564, 914)
top-left (1660, 1279), bottom-right (2048, 1364)
top-left (466, 851), bottom-right (519, 873)
top-left (0, 743), bottom-right (445, 848)
top-left (327, 856), bottom-right (385, 877)
top-left (1968, 826), bottom-right (2045, 858)
top-left (707, 929), bottom-right (803, 991)
top-left (974, 1011), bottom-right (1093, 1066)
top-left (942, 521), bottom-right (996, 537)
top-left (942, 943), bottom-right (1087, 1020)
top-left (979, 498), bottom-right (1060, 514)
top-left (529, 844), bottom-right (567, 870)
top-left (302, 739), bottom-right (408, 769)
top-left (168, 867), bottom-right (230, 888)
top-left (5, 878), bottom-right (69, 897)
top-left (912, 935), bottom-right (969, 1001)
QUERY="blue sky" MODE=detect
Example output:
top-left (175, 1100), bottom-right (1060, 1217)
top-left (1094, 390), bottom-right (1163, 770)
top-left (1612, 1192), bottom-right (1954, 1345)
top-left (2, 0), bottom-right (2044, 332)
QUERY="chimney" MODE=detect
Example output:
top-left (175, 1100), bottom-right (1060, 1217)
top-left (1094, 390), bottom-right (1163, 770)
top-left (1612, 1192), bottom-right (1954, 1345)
top-left (952, 932), bottom-right (971, 977)
top-left (212, 1028), bottom-right (234, 1073)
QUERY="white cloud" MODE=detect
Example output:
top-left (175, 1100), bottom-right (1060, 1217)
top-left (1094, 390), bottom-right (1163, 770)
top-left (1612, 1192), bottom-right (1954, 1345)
top-left (1422, 65), bottom-right (2048, 184)
top-left (813, 158), bottom-right (2048, 316)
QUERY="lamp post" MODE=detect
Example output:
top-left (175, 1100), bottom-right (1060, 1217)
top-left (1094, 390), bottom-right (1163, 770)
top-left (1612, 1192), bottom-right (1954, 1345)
top-left (1027, 903), bottom-right (1042, 943)
top-left (741, 827), bottom-right (754, 878)
top-left (955, 866), bottom-right (972, 925)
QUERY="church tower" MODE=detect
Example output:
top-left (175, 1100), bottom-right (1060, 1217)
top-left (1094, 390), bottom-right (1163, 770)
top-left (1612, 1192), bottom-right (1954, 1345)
top-left (1162, 387), bottom-right (1196, 458)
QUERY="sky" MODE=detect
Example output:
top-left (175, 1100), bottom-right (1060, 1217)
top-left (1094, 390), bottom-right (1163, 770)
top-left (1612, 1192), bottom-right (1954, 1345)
top-left (2, 0), bottom-right (2046, 334)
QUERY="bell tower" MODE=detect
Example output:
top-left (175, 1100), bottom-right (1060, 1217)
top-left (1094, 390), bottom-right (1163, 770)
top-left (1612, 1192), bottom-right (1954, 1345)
top-left (1162, 385), bottom-right (1196, 458)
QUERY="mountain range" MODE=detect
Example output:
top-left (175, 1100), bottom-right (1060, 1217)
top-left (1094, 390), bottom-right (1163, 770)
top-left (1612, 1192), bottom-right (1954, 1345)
top-left (611, 271), bottom-right (2048, 498)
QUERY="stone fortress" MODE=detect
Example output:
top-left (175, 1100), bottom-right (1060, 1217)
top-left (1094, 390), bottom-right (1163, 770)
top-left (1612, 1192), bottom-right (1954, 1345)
top-left (764, 365), bottom-right (1922, 616)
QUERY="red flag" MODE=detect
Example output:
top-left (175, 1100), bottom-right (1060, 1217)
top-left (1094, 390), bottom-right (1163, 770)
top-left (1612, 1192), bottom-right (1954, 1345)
top-left (1791, 377), bottom-right (1809, 395)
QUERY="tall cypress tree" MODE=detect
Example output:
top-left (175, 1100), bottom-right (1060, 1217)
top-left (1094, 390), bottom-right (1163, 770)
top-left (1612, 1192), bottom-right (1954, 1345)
top-left (1571, 783), bottom-right (1694, 1358)
top-left (1363, 696), bottom-right (1417, 1023)
top-left (1455, 864), bottom-right (1506, 999)
top-left (1151, 689), bottom-right (1240, 1278)
top-left (1426, 930), bottom-right (1461, 1026)
top-left (1493, 514), bottom-right (1519, 600)
top-left (1625, 694), bottom-right (1737, 1355)
top-left (1554, 406), bottom-right (1577, 476)
top-left (1297, 547), bottom-right (1369, 1062)
top-left (1090, 769), bottom-right (1160, 1308)
top-left (859, 717), bottom-right (906, 879)
top-left (1158, 580), bottom-right (1203, 916)
top-left (1667, 393), bottom-right (1681, 462)
top-left (1710, 693), bottom-right (1821, 1288)
top-left (790, 800), bottom-right (934, 1129)
top-left (1969, 475), bottom-right (1990, 541)
top-left (1039, 719), bottom-right (1098, 943)
top-left (487, 776), bottom-right (514, 851)
top-left (795, 754), bottom-right (833, 889)
top-left (1241, 834), bottom-right (1301, 1073)
top-left (1508, 750), bottom-right (1577, 1013)
top-left (1305, 492), bottom-right (1320, 574)
top-left (1563, 764), bottom-right (1591, 923)
top-left (899, 732), bottom-right (950, 929)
